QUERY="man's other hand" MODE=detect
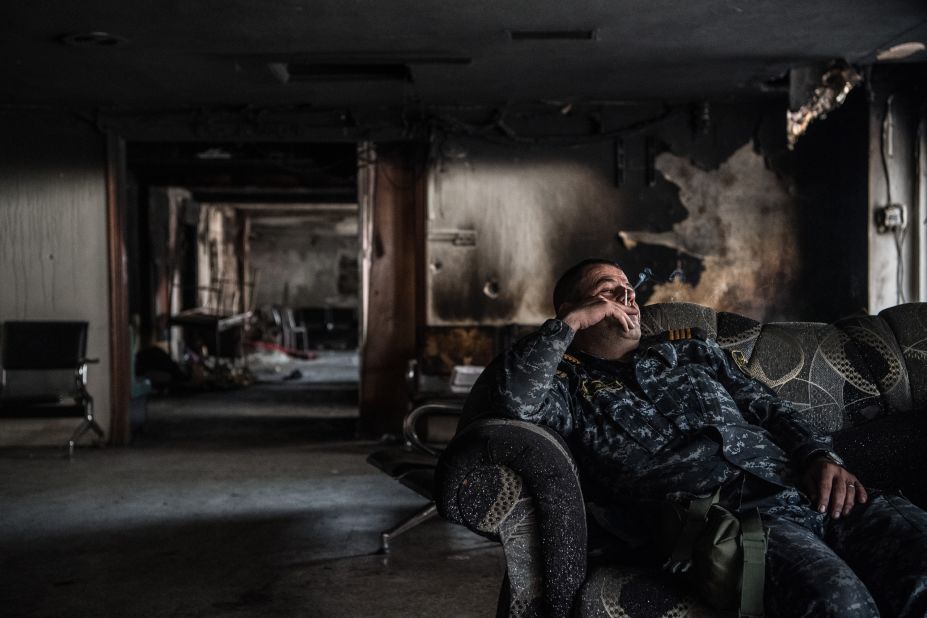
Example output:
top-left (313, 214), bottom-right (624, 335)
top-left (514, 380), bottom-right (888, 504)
top-left (558, 295), bottom-right (636, 333)
top-left (802, 457), bottom-right (868, 518)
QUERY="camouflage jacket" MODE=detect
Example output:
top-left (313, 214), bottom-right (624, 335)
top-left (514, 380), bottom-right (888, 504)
top-left (463, 319), bottom-right (832, 503)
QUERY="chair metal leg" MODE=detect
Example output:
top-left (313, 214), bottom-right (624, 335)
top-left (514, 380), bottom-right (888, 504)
top-left (67, 414), bottom-right (104, 458)
top-left (379, 503), bottom-right (438, 553)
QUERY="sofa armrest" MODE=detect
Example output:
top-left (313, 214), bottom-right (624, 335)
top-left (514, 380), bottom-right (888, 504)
top-left (436, 418), bottom-right (587, 618)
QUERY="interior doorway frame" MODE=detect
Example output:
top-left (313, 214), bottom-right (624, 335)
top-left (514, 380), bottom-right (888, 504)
top-left (107, 137), bottom-right (423, 442)
top-left (105, 132), bottom-right (131, 445)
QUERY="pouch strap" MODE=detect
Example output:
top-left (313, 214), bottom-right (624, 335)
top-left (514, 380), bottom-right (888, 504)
top-left (738, 508), bottom-right (766, 618)
top-left (670, 489), bottom-right (720, 564)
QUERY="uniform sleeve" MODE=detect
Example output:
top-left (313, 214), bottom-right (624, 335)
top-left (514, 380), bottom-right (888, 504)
top-left (708, 340), bottom-right (832, 465)
top-left (461, 318), bottom-right (576, 437)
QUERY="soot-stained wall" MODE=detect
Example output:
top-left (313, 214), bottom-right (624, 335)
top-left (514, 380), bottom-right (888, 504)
top-left (426, 98), bottom-right (868, 328)
top-left (427, 141), bottom-right (631, 324)
top-left (621, 143), bottom-right (798, 318)
top-left (428, 103), bottom-right (801, 326)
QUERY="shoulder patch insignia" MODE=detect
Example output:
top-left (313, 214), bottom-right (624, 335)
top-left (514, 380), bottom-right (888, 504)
top-left (581, 378), bottom-right (624, 398)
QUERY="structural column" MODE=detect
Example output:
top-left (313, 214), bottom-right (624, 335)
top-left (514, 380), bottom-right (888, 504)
top-left (359, 144), bottom-right (426, 436)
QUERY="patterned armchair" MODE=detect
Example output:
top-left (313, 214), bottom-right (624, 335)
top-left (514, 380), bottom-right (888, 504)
top-left (435, 302), bottom-right (927, 618)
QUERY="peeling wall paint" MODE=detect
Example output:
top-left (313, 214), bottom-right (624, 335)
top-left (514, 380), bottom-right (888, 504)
top-left (0, 111), bottom-right (111, 445)
top-left (426, 131), bottom-right (803, 325)
top-left (425, 98), bottom-right (869, 329)
top-left (622, 144), bottom-right (799, 320)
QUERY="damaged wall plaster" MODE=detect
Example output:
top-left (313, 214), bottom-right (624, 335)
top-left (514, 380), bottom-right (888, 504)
top-left (621, 143), bottom-right (799, 321)
top-left (426, 97), bottom-right (870, 331)
top-left (426, 122), bottom-right (802, 327)
top-left (0, 111), bottom-right (112, 445)
top-left (250, 213), bottom-right (359, 309)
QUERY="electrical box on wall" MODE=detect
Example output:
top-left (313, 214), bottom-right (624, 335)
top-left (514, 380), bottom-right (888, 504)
top-left (875, 203), bottom-right (906, 233)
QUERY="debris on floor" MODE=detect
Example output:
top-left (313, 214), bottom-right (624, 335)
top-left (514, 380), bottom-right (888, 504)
top-left (246, 347), bottom-right (359, 385)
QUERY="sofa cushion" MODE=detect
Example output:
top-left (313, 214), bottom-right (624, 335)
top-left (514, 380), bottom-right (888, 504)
top-left (641, 304), bottom-right (764, 363)
top-left (879, 303), bottom-right (927, 410)
top-left (835, 315), bottom-right (911, 414)
top-left (640, 303), bottom-right (719, 339)
top-left (715, 312), bottom-right (762, 362)
top-left (743, 322), bottom-right (883, 433)
top-left (640, 303), bottom-right (890, 433)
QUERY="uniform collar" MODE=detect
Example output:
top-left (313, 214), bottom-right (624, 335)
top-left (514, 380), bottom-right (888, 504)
top-left (634, 337), bottom-right (678, 368)
top-left (570, 348), bottom-right (635, 371)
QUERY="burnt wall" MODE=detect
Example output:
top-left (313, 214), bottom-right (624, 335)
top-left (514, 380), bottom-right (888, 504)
top-left (426, 98), bottom-right (869, 329)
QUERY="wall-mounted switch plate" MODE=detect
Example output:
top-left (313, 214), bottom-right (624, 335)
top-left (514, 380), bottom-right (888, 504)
top-left (876, 203), bottom-right (906, 233)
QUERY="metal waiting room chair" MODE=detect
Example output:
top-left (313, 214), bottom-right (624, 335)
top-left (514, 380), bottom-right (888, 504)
top-left (283, 308), bottom-right (308, 352)
top-left (0, 321), bottom-right (103, 456)
top-left (367, 402), bottom-right (465, 552)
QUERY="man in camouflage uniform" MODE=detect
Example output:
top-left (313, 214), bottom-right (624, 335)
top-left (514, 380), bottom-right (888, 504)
top-left (464, 258), bottom-right (927, 617)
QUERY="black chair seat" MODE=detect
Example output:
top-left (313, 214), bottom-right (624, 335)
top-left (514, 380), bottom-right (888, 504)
top-left (368, 401), bottom-right (466, 552)
top-left (398, 468), bottom-right (436, 501)
top-left (1, 320), bottom-right (103, 455)
top-left (367, 448), bottom-right (436, 477)
top-left (0, 401), bottom-right (85, 418)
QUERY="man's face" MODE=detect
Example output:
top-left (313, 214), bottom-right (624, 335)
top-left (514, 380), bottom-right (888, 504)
top-left (572, 263), bottom-right (641, 340)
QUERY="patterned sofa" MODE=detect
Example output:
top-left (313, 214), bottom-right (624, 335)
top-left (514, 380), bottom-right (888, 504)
top-left (435, 302), bottom-right (927, 618)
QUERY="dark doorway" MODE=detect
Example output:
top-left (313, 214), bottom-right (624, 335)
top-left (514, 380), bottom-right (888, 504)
top-left (125, 142), bottom-right (361, 445)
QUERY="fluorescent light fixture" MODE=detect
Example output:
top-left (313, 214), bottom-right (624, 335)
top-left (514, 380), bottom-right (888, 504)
top-left (877, 42), bottom-right (926, 61)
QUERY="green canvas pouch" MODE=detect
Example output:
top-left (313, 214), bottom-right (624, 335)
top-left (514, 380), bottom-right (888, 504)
top-left (661, 493), bottom-right (767, 618)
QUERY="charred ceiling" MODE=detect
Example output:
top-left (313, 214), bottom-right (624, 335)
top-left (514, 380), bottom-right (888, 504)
top-left (1, 0), bottom-right (924, 122)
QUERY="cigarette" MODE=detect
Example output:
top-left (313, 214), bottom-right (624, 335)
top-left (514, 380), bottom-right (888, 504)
top-left (624, 288), bottom-right (628, 305)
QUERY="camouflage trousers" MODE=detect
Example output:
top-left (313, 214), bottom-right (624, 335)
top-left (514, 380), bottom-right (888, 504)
top-left (726, 481), bottom-right (927, 617)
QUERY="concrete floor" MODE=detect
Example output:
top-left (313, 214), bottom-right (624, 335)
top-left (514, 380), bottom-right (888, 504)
top-left (0, 388), bottom-right (504, 617)
top-left (247, 349), bottom-right (360, 385)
